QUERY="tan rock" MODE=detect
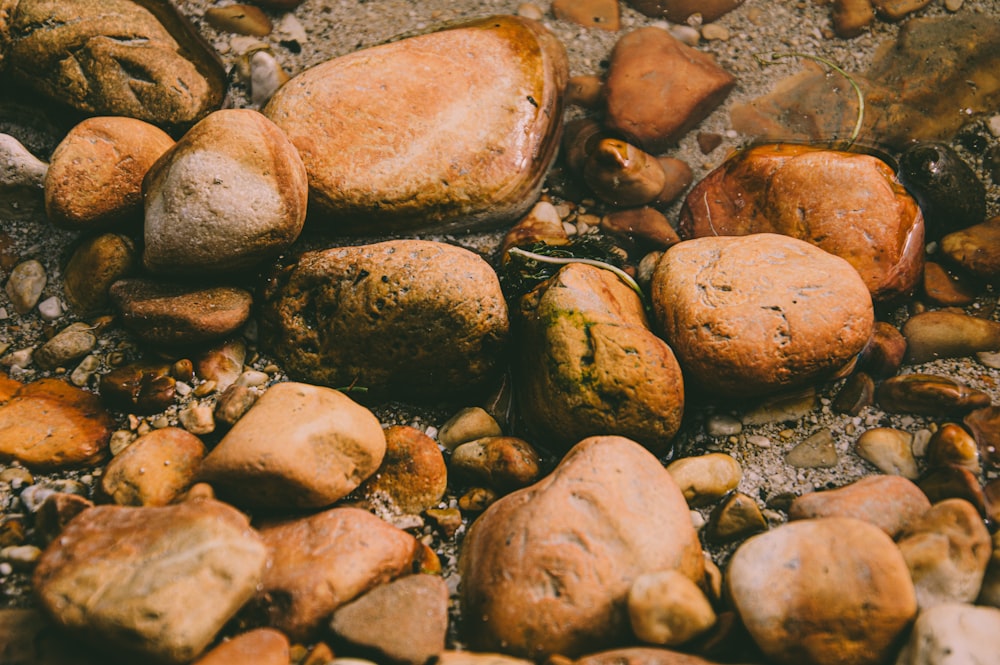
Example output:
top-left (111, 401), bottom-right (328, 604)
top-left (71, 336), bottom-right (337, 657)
top-left (263, 15), bottom-right (568, 233)
top-left (0, 378), bottom-right (114, 470)
top-left (704, 491), bottom-right (767, 544)
top-left (460, 436), bottom-right (703, 659)
top-left (855, 427), bottom-right (919, 478)
top-left (727, 517), bottom-right (917, 665)
top-left (894, 602), bottom-right (1000, 665)
top-left (651, 234), bottom-right (874, 398)
top-left (927, 423), bottom-right (980, 474)
top-left (872, 0), bottom-right (931, 21)
top-left (357, 425), bottom-right (448, 514)
top-left (33, 322), bottom-right (97, 371)
top-left (940, 216), bottom-right (1000, 280)
top-left (516, 263), bottom-right (684, 455)
top-left (666, 453), bottom-right (742, 508)
top-left (552, 0), bottom-right (619, 30)
top-left (876, 374), bottom-right (991, 418)
top-left (204, 4), bottom-right (272, 36)
top-left (450, 436), bottom-right (541, 494)
top-left (192, 628), bottom-right (289, 665)
top-left (252, 507), bottom-right (427, 640)
top-left (33, 498), bottom-right (268, 664)
top-left (62, 233), bottom-right (136, 314)
top-left (624, 0), bottom-right (745, 23)
top-left (601, 207), bottom-right (682, 250)
top-left (902, 310), bottom-right (1000, 364)
top-left (44, 117), bottom-right (173, 230)
top-left (143, 109), bottom-right (308, 276)
top-left (437, 406), bottom-right (503, 451)
top-left (101, 427), bottom-right (206, 506)
top-left (788, 475), bottom-right (930, 537)
top-left (628, 569), bottom-right (716, 646)
top-left (199, 382), bottom-right (385, 509)
top-left (436, 653), bottom-right (533, 665)
top-left (571, 647), bottom-right (725, 665)
top-left (922, 261), bottom-right (978, 307)
top-left (259, 240), bottom-right (509, 402)
top-left (896, 498), bottom-right (992, 608)
top-left (329, 574), bottom-right (449, 665)
top-left (603, 27), bottom-right (735, 153)
top-left (832, 0), bottom-right (875, 38)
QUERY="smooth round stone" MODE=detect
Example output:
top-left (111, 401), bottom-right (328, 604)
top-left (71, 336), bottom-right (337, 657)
top-left (788, 475), bottom-right (930, 537)
top-left (665, 453), bottom-right (742, 508)
top-left (727, 518), bottom-right (917, 665)
top-left (101, 427), bottom-right (206, 507)
top-left (940, 216), bottom-right (1000, 279)
top-left (927, 423), bottom-right (980, 474)
top-left (143, 109), bottom-right (308, 277)
top-left (876, 373), bottom-right (991, 418)
top-left (922, 261), bottom-right (977, 306)
top-left (628, 569), bottom-right (716, 646)
top-left (63, 233), bottom-right (136, 314)
top-left (33, 323), bottom-right (97, 371)
top-left (785, 429), bottom-right (838, 469)
top-left (263, 15), bottom-right (568, 234)
top-left (357, 425), bottom-right (447, 514)
top-left (855, 427), bottom-right (920, 479)
top-left (897, 141), bottom-right (986, 240)
top-left (906, 309), bottom-right (1000, 365)
top-left (110, 279), bottom-right (252, 347)
top-left (652, 234), bottom-right (874, 398)
top-left (45, 117), bottom-right (174, 230)
top-left (99, 362), bottom-right (176, 415)
top-left (625, 0), bottom-right (745, 23)
top-left (895, 602), bottom-right (1000, 665)
top-left (192, 628), bottom-right (289, 665)
top-left (704, 491), bottom-right (767, 544)
top-left (437, 407), bottom-right (503, 452)
top-left (5, 260), bottom-right (46, 315)
top-left (450, 436), bottom-right (541, 494)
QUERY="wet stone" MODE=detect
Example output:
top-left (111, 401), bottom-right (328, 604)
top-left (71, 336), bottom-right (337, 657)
top-left (927, 423), bottom-right (980, 474)
top-left (917, 465), bottom-right (987, 516)
top-left (195, 338), bottom-right (247, 393)
top-left (857, 321), bottom-right (907, 378)
top-left (855, 426), bottom-right (919, 478)
top-left (437, 407), bottom-right (503, 452)
top-left (101, 426), bottom-right (206, 507)
top-left (922, 261), bottom-right (978, 307)
top-left (99, 362), bottom-right (177, 415)
top-left (902, 310), bottom-right (1000, 364)
top-left (897, 141), bottom-right (986, 240)
top-left (704, 491), bottom-right (767, 544)
top-left (876, 373), bottom-right (992, 417)
top-left (213, 384), bottom-right (259, 428)
top-left (963, 405), bottom-right (1000, 471)
top-left (665, 453), bottom-right (742, 508)
top-left (62, 233), bottom-right (137, 315)
top-left (450, 436), bottom-right (541, 494)
top-left (940, 216), bottom-right (1000, 280)
top-left (831, 371), bottom-right (874, 416)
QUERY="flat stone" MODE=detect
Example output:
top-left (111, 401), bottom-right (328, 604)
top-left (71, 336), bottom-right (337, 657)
top-left (101, 426), bottom-right (206, 506)
top-left (263, 15), bottom-right (568, 234)
top-left (876, 374), bottom-right (992, 418)
top-left (788, 475), bottom-right (930, 537)
top-left (5, 259), bottom-right (46, 314)
top-left (437, 407), bottom-right (503, 451)
top-left (552, 0), bottom-right (620, 30)
top-left (704, 492), bottom-right (767, 544)
top-left (785, 429), bottom-right (838, 469)
top-left (902, 310), bottom-right (1000, 364)
top-left (624, 0), bottom-right (745, 23)
top-left (33, 323), bottom-right (97, 371)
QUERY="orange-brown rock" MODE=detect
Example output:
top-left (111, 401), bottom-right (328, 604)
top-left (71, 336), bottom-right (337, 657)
top-left (651, 234), bottom-right (874, 398)
top-left (603, 27), bottom-right (735, 154)
top-left (0, 378), bottom-right (114, 470)
top-left (624, 0), bottom-right (745, 23)
top-left (263, 15), bottom-right (568, 233)
top-left (460, 436), bottom-right (703, 659)
top-left (678, 143), bottom-right (924, 301)
top-left (101, 427), bottom-right (206, 506)
top-left (357, 425), bottom-right (448, 514)
top-left (571, 648), bottom-right (726, 665)
top-left (516, 263), bottom-right (684, 455)
top-left (192, 628), bottom-right (289, 665)
top-left (940, 216), bottom-right (1000, 280)
top-left (788, 475), bottom-right (930, 537)
top-left (552, 0), bottom-right (619, 30)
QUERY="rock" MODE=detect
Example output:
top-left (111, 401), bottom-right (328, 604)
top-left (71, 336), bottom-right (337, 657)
top-left (855, 427), bottom-right (920, 478)
top-left (896, 498), bottom-right (992, 608)
top-left (665, 453), bottom-right (742, 508)
top-left (917, 466), bottom-right (987, 516)
top-left (516, 262), bottom-right (684, 455)
top-left (832, 0), bottom-right (876, 38)
top-left (876, 374), bottom-right (991, 418)
top-left (979, 531), bottom-right (1000, 607)
top-left (0, 378), bottom-right (113, 470)
top-left (0, 133), bottom-right (47, 190)
top-left (628, 570), bottom-right (716, 647)
top-left (3, 0), bottom-right (226, 129)
top-left (940, 216), bottom-right (1000, 280)
top-left (437, 407), bottom-right (503, 451)
top-left (5, 259), bottom-right (46, 314)
top-left (894, 602), bottom-right (1000, 665)
top-left (195, 338), bottom-right (246, 393)
top-left (788, 475), bottom-right (930, 537)
top-left (99, 362), bottom-right (176, 414)
top-left (259, 240), bottom-right (510, 402)
top-left (832, 372), bottom-right (875, 416)
top-left (785, 429), bottom-right (838, 468)
top-left (459, 436), bottom-right (703, 659)
top-left (435, 653), bottom-right (533, 665)
top-left (199, 382), bottom-right (385, 509)
top-left (33, 323), bottom-right (97, 371)
top-left (857, 321), bottom-right (907, 378)
top-left (624, 0), bottom-right (745, 24)
top-left (263, 15), bottom-right (567, 233)
top-left (651, 234), bottom-right (874, 398)
top-left (192, 628), bottom-right (289, 665)
top-left (204, 4), bottom-right (272, 36)
top-left (601, 207), bottom-right (682, 251)
top-left (101, 426), bottom-right (205, 506)
top-left (33, 492), bottom-right (93, 546)
top-left (450, 436), bottom-right (541, 494)
top-left (963, 405), bottom-right (1000, 471)
top-left (143, 109), bottom-right (308, 277)
top-left (678, 144), bottom-right (924, 301)
top-left (704, 491), bottom-right (767, 544)
top-left (251, 506), bottom-right (428, 640)
top-left (926, 423), bottom-right (980, 474)
top-left (603, 27), bottom-right (735, 154)
top-left (357, 425), bottom-right (447, 514)
top-left (872, 0), bottom-right (932, 21)
top-left (109, 278), bottom-right (253, 347)
top-left (921, 262), bottom-right (977, 307)
top-left (63, 233), bottom-right (136, 314)
top-left (583, 138), bottom-right (672, 207)
top-left (566, 74), bottom-right (603, 109)
top-left (902, 310), bottom-right (1000, 364)
top-left (727, 517), bottom-right (917, 665)
top-left (552, 0), bottom-right (619, 30)
top-left (501, 201), bottom-right (570, 256)
top-left (33, 497), bottom-right (267, 664)
top-left (570, 648), bottom-right (729, 665)
top-left (44, 117), bottom-right (173, 230)
top-left (213, 384), bottom-right (258, 428)
top-left (897, 141), bottom-right (986, 240)
top-left (329, 574), bottom-right (449, 665)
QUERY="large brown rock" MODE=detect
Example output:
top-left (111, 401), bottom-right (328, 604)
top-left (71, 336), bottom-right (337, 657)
top-left (33, 497), bottom-right (268, 664)
top-left (263, 15), bottom-right (567, 234)
top-left (259, 240), bottom-right (509, 402)
top-left (603, 27), bottom-right (735, 154)
top-left (198, 382), bottom-right (385, 509)
top-left (142, 109), bottom-right (308, 277)
top-left (651, 234), bottom-right (874, 398)
top-left (726, 517), bottom-right (917, 665)
top-left (678, 143), bottom-right (924, 301)
top-left (459, 435), bottom-right (703, 659)
top-left (252, 507), bottom-right (427, 641)
top-left (516, 263), bottom-right (684, 456)
top-left (2, 0), bottom-right (225, 129)
top-left (101, 427), bottom-right (206, 506)
top-left (788, 475), bottom-right (930, 537)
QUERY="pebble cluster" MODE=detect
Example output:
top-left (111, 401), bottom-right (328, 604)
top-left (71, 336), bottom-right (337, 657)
top-left (1, 1), bottom-right (1000, 665)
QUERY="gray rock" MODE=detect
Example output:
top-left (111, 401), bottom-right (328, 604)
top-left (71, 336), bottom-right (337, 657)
top-left (32, 323), bottom-right (97, 371)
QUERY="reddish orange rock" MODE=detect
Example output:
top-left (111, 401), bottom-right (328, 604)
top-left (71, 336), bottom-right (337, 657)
top-left (192, 628), bottom-right (290, 665)
top-left (552, 0), bottom-right (620, 30)
top-left (102, 427), bottom-right (207, 507)
top-left (0, 379), bottom-right (114, 470)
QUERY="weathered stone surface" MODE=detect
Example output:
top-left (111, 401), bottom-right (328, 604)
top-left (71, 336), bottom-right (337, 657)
top-left (252, 506), bottom-right (426, 640)
top-left (192, 628), bottom-right (289, 665)
top-left (516, 263), bottom-right (684, 455)
top-left (45, 117), bottom-right (173, 230)
top-left (110, 278), bottom-right (253, 347)
top-left (199, 382), bottom-right (385, 509)
top-left (651, 234), bottom-right (874, 398)
top-left (357, 425), bottom-right (448, 514)
top-left (788, 475), bottom-right (930, 537)
top-left (63, 233), bottom-right (136, 314)
top-left (855, 427), bottom-right (919, 478)
top-left (33, 323), bottom-right (96, 371)
top-left (450, 436), bottom-right (541, 494)
top-left (460, 436), bottom-right (703, 659)
top-left (329, 574), bottom-right (449, 665)
top-left (263, 15), bottom-right (568, 233)
top-left (603, 27), bottom-right (735, 154)
top-left (894, 602), bottom-right (1000, 665)
top-left (727, 517), bottom-right (917, 665)
top-left (552, 0), bottom-right (619, 30)
top-left (896, 498), bottom-right (992, 608)
top-left (4, 0), bottom-right (226, 129)
top-left (33, 498), bottom-right (268, 664)
top-left (0, 378), bottom-right (113, 470)
top-left (259, 240), bottom-right (509, 402)
top-left (143, 109), bottom-right (308, 277)
top-left (678, 144), bottom-right (923, 301)
top-left (101, 426), bottom-right (205, 506)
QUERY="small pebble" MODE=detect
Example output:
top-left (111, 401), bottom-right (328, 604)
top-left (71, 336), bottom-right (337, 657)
top-left (516, 2), bottom-right (544, 20)
top-left (179, 403), bottom-right (216, 435)
top-left (33, 322), bottom-right (97, 372)
top-left (1, 544), bottom-right (42, 570)
top-left (5, 260), bottom-right (46, 315)
top-left (69, 354), bottom-right (100, 387)
top-left (706, 414), bottom-right (742, 437)
top-left (36, 296), bottom-right (62, 321)
top-left (666, 453), bottom-right (742, 507)
top-left (235, 369), bottom-right (269, 388)
top-left (437, 407), bottom-right (502, 451)
top-left (628, 569), bottom-right (716, 646)
top-left (785, 428), bottom-right (838, 468)
top-left (700, 23), bottom-right (730, 40)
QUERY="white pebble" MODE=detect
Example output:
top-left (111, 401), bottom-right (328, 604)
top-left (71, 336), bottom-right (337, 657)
top-left (669, 25), bottom-right (701, 46)
top-left (746, 434), bottom-right (771, 448)
top-left (945, 0), bottom-right (964, 11)
top-left (37, 296), bottom-right (63, 321)
top-left (0, 133), bottom-right (47, 189)
top-left (988, 115), bottom-right (1000, 138)
top-left (700, 23), bottom-right (730, 41)
top-left (235, 369), bottom-right (269, 387)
